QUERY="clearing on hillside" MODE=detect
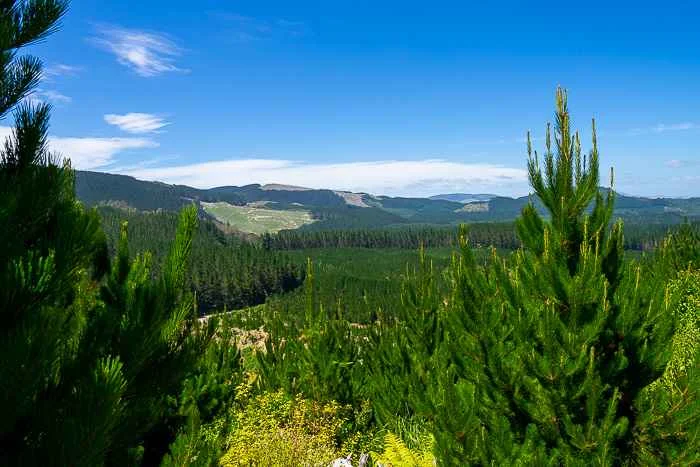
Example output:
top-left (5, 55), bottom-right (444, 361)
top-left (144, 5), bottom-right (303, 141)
top-left (202, 202), bottom-right (316, 234)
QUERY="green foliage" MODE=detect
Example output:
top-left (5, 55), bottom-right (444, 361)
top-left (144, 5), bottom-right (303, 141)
top-left (264, 222), bottom-right (694, 253)
top-left (98, 207), bottom-right (304, 314)
top-left (657, 222), bottom-right (700, 272)
top-left (650, 271), bottom-right (700, 391)
top-left (264, 223), bottom-right (520, 250)
top-left (370, 432), bottom-right (435, 467)
top-left (86, 207), bottom-right (212, 465)
top-left (161, 316), bottom-right (249, 467)
top-left (161, 407), bottom-right (223, 467)
top-left (261, 247), bottom-right (455, 325)
top-left (219, 390), bottom-right (345, 466)
top-left (625, 270), bottom-right (700, 465)
top-left (256, 258), bottom-right (369, 406)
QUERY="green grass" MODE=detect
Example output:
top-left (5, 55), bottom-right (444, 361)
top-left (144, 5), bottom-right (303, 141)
top-left (202, 202), bottom-right (316, 234)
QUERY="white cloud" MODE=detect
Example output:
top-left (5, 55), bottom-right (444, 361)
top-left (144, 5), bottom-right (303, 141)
top-left (630, 122), bottom-right (699, 135)
top-left (30, 89), bottom-right (72, 104)
top-left (0, 126), bottom-right (158, 169)
top-left (118, 158), bottom-right (528, 197)
top-left (104, 112), bottom-right (169, 134)
top-left (653, 122), bottom-right (697, 133)
top-left (50, 136), bottom-right (158, 169)
top-left (666, 159), bottom-right (698, 169)
top-left (43, 63), bottom-right (82, 79)
top-left (92, 26), bottom-right (187, 77)
top-left (109, 155), bottom-right (181, 172)
top-left (213, 12), bottom-right (308, 42)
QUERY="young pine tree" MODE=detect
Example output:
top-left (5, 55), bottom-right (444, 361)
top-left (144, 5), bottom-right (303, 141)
top-left (378, 88), bottom-right (698, 464)
top-left (0, 2), bottom-right (210, 465)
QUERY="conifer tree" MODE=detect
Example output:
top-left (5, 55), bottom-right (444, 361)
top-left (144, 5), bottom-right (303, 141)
top-left (375, 88), bottom-right (699, 464)
top-left (0, 2), bottom-right (210, 464)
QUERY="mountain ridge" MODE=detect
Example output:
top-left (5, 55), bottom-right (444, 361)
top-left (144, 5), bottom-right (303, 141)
top-left (76, 170), bottom-right (700, 232)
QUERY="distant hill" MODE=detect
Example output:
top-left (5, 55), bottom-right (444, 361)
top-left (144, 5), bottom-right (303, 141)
top-left (75, 171), bottom-right (245, 211)
top-left (75, 170), bottom-right (700, 234)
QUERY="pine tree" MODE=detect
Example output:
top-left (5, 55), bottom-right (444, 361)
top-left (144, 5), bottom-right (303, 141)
top-left (0, 2), bottom-right (211, 464)
top-left (376, 88), bottom-right (699, 464)
top-left (0, 0), bottom-right (97, 458)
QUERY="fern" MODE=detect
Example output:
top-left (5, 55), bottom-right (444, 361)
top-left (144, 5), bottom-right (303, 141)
top-left (371, 432), bottom-right (435, 467)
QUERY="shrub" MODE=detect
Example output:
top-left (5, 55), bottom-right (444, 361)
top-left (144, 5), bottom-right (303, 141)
top-left (220, 390), bottom-right (345, 466)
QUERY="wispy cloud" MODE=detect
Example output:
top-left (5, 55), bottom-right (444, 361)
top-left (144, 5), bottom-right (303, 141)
top-left (666, 159), bottom-right (698, 169)
top-left (653, 122), bottom-right (697, 133)
top-left (629, 122), bottom-right (699, 135)
top-left (91, 25), bottom-right (187, 77)
top-left (0, 126), bottom-right (158, 169)
top-left (104, 112), bottom-right (170, 134)
top-left (109, 155), bottom-right (181, 172)
top-left (43, 63), bottom-right (83, 79)
top-left (212, 12), bottom-right (308, 42)
top-left (50, 136), bottom-right (158, 168)
top-left (118, 158), bottom-right (528, 197)
top-left (30, 89), bottom-right (72, 104)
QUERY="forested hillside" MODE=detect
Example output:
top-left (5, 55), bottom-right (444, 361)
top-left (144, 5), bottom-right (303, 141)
top-left (76, 170), bottom-right (246, 211)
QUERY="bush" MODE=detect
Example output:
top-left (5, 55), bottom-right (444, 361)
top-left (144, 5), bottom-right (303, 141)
top-left (220, 390), bottom-right (345, 466)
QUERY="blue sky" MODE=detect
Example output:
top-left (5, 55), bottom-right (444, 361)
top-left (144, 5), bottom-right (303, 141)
top-left (7, 0), bottom-right (700, 197)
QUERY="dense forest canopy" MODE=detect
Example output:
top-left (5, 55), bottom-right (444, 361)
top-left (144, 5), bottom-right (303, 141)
top-left (0, 2), bottom-right (698, 466)
top-left (97, 207), bottom-right (304, 314)
top-left (262, 221), bottom-right (697, 252)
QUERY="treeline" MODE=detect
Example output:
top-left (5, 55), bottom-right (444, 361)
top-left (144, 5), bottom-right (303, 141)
top-left (243, 247), bottom-right (458, 325)
top-left (264, 224), bottom-right (505, 250)
top-left (263, 221), bottom-right (698, 251)
top-left (98, 207), bottom-right (304, 314)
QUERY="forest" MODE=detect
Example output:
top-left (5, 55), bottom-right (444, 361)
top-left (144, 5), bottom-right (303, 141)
top-left (97, 207), bottom-right (304, 314)
top-left (1, 2), bottom-right (699, 466)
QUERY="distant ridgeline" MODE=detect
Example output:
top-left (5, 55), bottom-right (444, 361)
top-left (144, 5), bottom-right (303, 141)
top-left (97, 207), bottom-right (304, 314)
top-left (77, 171), bottom-right (700, 234)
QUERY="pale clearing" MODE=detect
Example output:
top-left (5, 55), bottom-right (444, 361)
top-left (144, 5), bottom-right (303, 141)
top-left (202, 202), bottom-right (316, 234)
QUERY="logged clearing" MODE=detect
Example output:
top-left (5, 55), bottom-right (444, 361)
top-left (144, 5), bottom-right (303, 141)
top-left (202, 202), bottom-right (316, 234)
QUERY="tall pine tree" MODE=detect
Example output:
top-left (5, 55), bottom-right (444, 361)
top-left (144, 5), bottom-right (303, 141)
top-left (375, 88), bottom-right (699, 464)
